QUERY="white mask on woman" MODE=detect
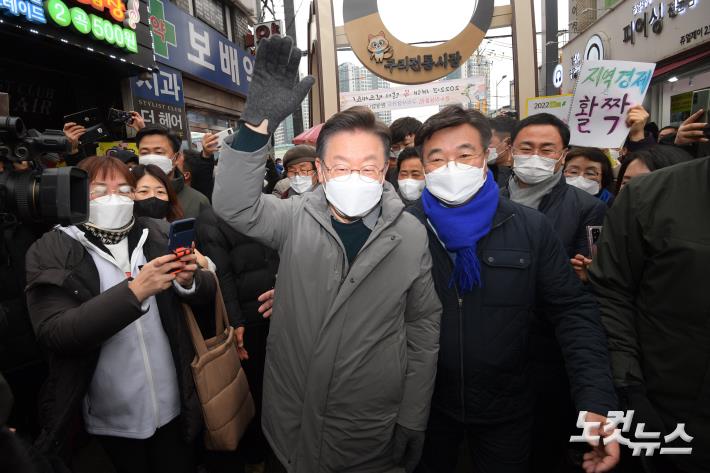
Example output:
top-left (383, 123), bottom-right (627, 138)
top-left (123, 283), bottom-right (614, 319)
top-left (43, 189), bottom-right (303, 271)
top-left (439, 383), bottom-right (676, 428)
top-left (512, 154), bottom-right (560, 185)
top-left (566, 175), bottom-right (600, 195)
top-left (425, 161), bottom-right (486, 206)
top-left (397, 179), bottom-right (425, 201)
top-left (324, 173), bottom-right (383, 218)
top-left (139, 154), bottom-right (174, 175)
top-left (89, 194), bottom-right (134, 230)
top-left (290, 175), bottom-right (315, 194)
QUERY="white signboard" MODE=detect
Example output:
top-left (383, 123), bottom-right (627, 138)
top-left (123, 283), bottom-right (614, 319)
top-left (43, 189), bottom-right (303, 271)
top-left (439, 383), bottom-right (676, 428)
top-left (569, 60), bottom-right (656, 148)
top-left (525, 94), bottom-right (573, 122)
top-left (339, 76), bottom-right (487, 112)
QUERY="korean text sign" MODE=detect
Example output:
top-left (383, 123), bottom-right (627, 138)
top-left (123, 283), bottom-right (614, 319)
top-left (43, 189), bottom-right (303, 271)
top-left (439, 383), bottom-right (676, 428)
top-left (148, 0), bottom-right (253, 97)
top-left (129, 64), bottom-right (188, 138)
top-left (569, 60), bottom-right (655, 148)
top-left (525, 94), bottom-right (573, 123)
top-left (340, 76), bottom-right (487, 113)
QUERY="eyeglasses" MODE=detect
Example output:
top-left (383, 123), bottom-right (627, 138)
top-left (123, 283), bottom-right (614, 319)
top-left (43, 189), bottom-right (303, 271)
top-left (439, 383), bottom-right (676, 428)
top-left (423, 153), bottom-right (484, 172)
top-left (512, 146), bottom-right (565, 160)
top-left (565, 168), bottom-right (600, 179)
top-left (90, 184), bottom-right (135, 198)
top-left (286, 169), bottom-right (316, 178)
top-left (322, 163), bottom-right (385, 182)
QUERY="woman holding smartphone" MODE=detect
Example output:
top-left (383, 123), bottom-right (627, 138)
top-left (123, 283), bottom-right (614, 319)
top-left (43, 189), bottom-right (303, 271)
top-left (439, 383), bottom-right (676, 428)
top-left (25, 156), bottom-right (216, 473)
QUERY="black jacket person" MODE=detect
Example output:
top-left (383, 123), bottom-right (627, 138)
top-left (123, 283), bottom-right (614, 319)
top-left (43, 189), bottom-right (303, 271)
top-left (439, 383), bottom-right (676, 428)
top-left (590, 157), bottom-right (710, 473)
top-left (410, 106), bottom-right (618, 473)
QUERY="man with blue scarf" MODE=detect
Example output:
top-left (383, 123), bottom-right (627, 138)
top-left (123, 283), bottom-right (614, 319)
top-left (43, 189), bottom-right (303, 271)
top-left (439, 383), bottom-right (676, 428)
top-left (408, 106), bottom-right (619, 473)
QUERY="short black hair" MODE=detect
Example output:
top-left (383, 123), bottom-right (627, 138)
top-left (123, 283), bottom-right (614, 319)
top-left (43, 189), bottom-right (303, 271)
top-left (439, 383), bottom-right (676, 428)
top-left (565, 147), bottom-right (614, 191)
top-left (415, 105), bottom-right (491, 155)
top-left (617, 144), bottom-right (693, 193)
top-left (511, 113), bottom-right (570, 148)
top-left (396, 147), bottom-right (420, 172)
top-left (489, 116), bottom-right (517, 136)
top-left (135, 125), bottom-right (181, 153)
top-left (389, 116), bottom-right (422, 144)
top-left (316, 106), bottom-right (391, 163)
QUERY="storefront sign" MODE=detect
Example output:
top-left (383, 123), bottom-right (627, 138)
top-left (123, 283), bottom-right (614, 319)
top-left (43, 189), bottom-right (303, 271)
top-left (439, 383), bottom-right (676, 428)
top-left (623, 0), bottom-right (699, 44)
top-left (46, 0), bottom-right (138, 52)
top-left (0, 0), bottom-right (154, 70)
top-left (129, 64), bottom-right (188, 138)
top-left (340, 76), bottom-right (487, 112)
top-left (0, 0), bottom-right (46, 23)
top-left (524, 94), bottom-right (572, 122)
top-left (342, 0), bottom-right (494, 84)
top-left (569, 60), bottom-right (656, 148)
top-left (147, 0), bottom-right (254, 97)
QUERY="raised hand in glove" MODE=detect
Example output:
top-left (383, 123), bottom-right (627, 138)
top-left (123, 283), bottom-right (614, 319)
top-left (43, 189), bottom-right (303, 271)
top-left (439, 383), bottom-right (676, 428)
top-left (241, 35), bottom-right (315, 134)
top-left (392, 424), bottom-right (425, 473)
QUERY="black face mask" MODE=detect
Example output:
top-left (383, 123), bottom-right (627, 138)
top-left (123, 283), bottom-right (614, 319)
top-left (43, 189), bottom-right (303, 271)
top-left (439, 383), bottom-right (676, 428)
top-left (134, 197), bottom-right (171, 220)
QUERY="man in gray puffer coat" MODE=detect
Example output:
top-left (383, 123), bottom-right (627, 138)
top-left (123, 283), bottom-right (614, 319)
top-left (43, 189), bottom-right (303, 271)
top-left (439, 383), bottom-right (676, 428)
top-left (212, 36), bottom-right (442, 473)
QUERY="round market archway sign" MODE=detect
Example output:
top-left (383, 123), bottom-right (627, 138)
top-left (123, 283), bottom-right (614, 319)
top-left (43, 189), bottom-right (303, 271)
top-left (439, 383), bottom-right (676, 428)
top-left (343, 0), bottom-right (494, 85)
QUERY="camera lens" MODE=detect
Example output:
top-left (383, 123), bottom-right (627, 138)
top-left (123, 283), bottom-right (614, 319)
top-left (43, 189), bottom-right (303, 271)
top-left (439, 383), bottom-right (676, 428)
top-left (0, 116), bottom-right (26, 137)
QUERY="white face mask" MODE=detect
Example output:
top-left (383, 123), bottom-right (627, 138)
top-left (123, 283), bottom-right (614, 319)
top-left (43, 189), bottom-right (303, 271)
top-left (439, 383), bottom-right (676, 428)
top-left (139, 154), bottom-right (174, 175)
top-left (324, 173), bottom-right (383, 218)
top-left (513, 154), bottom-right (561, 185)
top-left (425, 161), bottom-right (486, 206)
top-left (566, 175), bottom-right (600, 195)
top-left (89, 194), bottom-right (134, 230)
top-left (290, 175), bottom-right (314, 194)
top-left (397, 178), bottom-right (425, 201)
top-left (487, 147), bottom-right (498, 164)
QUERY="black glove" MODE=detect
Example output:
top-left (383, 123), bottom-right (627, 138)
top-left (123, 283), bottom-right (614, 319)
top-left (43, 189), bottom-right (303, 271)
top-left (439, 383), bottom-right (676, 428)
top-left (241, 35), bottom-right (315, 134)
top-left (392, 424), bottom-right (425, 473)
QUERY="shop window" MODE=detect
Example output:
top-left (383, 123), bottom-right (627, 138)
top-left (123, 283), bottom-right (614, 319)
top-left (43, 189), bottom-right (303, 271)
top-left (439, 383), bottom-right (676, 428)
top-left (194, 0), bottom-right (227, 35)
top-left (231, 7), bottom-right (249, 49)
top-left (171, 0), bottom-right (191, 14)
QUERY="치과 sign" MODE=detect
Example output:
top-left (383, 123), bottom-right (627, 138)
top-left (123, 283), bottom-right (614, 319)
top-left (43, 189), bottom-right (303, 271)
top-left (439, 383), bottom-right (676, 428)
top-left (343, 0), bottom-right (494, 84)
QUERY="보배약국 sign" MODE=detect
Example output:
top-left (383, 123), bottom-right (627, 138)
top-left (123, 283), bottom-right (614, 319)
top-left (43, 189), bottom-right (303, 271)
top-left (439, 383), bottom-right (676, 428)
top-left (569, 60), bottom-right (655, 148)
top-left (525, 94), bottom-right (573, 123)
top-left (343, 0), bottom-right (494, 85)
top-left (340, 76), bottom-right (488, 113)
top-left (129, 64), bottom-right (188, 138)
top-left (148, 0), bottom-right (254, 97)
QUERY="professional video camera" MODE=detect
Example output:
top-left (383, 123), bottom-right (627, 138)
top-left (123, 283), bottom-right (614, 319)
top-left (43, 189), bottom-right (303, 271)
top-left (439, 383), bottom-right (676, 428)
top-left (0, 115), bottom-right (88, 225)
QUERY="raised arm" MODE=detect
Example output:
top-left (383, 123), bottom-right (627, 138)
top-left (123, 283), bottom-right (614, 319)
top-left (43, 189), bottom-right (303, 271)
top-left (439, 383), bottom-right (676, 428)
top-left (212, 35), bottom-right (314, 249)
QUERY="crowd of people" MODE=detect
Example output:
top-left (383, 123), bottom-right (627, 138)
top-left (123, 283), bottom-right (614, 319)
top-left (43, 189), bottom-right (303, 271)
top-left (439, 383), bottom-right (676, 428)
top-left (1, 35), bottom-right (709, 473)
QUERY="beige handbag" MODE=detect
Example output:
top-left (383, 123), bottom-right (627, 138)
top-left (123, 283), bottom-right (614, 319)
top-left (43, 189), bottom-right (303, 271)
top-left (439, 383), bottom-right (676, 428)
top-left (183, 274), bottom-right (255, 451)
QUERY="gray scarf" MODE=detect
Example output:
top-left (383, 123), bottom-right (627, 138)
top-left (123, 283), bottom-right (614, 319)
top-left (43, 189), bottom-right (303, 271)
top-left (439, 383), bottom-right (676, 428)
top-left (508, 171), bottom-right (562, 209)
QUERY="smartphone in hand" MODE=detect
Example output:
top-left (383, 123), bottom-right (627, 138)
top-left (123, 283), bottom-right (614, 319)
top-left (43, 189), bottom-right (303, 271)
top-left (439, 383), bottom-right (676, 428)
top-left (168, 218), bottom-right (196, 259)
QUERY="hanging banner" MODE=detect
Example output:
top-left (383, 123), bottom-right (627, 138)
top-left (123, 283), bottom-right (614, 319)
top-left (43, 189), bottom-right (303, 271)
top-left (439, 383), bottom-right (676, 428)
top-left (524, 94), bottom-right (573, 122)
top-left (340, 76), bottom-right (487, 113)
top-left (569, 59), bottom-right (655, 148)
top-left (342, 0), bottom-right (494, 84)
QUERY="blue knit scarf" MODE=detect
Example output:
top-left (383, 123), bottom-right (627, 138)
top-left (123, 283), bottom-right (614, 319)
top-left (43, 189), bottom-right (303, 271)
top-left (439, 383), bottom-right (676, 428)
top-left (422, 170), bottom-right (500, 292)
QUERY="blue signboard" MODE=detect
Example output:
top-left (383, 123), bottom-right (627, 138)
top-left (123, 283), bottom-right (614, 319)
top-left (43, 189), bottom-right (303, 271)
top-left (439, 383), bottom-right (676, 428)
top-left (130, 64), bottom-right (188, 138)
top-left (148, 0), bottom-right (253, 97)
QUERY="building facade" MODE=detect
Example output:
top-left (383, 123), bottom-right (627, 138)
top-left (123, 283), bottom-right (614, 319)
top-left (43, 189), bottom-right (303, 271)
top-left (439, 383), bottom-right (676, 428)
top-left (338, 62), bottom-right (392, 124)
top-left (561, 0), bottom-right (710, 127)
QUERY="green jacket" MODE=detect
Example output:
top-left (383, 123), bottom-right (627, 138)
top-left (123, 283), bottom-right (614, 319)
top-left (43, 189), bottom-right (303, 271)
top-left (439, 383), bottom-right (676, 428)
top-left (213, 138), bottom-right (441, 473)
top-left (589, 157), bottom-right (710, 472)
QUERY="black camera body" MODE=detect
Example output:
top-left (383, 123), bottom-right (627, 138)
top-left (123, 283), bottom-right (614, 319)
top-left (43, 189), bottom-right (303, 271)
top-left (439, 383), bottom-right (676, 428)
top-left (0, 116), bottom-right (89, 226)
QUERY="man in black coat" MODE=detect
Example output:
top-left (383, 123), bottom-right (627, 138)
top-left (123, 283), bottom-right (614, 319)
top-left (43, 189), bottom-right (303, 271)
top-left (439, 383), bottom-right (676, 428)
top-left (409, 106), bottom-right (619, 473)
top-left (501, 113), bottom-right (609, 472)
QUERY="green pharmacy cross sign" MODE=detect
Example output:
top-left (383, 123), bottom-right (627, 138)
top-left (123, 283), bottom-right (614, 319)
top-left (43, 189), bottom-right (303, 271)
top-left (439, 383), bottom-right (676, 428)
top-left (148, 0), bottom-right (176, 60)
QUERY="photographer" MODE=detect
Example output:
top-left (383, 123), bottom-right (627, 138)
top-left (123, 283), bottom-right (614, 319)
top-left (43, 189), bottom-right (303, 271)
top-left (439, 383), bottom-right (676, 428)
top-left (25, 156), bottom-right (216, 473)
